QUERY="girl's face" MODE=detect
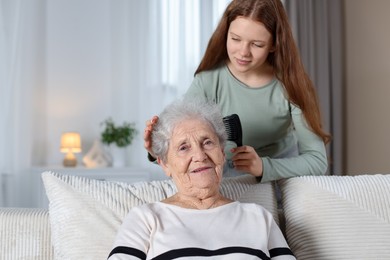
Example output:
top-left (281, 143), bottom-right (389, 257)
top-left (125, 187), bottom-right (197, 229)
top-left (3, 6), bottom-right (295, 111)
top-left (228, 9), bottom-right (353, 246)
top-left (226, 16), bottom-right (274, 77)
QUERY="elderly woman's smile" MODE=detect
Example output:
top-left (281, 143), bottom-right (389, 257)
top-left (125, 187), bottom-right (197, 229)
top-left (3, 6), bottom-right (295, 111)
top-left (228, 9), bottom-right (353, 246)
top-left (161, 118), bottom-right (225, 189)
top-left (190, 166), bottom-right (213, 174)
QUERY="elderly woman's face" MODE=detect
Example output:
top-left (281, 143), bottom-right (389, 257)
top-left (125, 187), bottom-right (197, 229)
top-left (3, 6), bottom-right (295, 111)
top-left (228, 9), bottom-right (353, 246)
top-left (159, 118), bottom-right (225, 192)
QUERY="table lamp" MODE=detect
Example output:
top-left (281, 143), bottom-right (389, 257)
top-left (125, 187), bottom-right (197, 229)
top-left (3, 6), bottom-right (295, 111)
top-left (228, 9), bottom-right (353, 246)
top-left (60, 132), bottom-right (81, 167)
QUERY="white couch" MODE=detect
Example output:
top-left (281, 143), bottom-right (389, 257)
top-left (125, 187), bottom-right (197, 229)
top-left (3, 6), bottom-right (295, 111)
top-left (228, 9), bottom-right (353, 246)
top-left (1, 171), bottom-right (390, 260)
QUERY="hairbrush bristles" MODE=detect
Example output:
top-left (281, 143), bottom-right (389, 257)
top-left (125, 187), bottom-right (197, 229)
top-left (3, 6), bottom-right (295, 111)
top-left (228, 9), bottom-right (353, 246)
top-left (223, 114), bottom-right (243, 147)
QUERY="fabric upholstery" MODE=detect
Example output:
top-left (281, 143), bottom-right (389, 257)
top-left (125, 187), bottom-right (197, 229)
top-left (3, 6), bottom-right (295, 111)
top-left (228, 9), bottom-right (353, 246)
top-left (280, 174), bottom-right (390, 260)
top-left (0, 207), bottom-right (54, 260)
top-left (42, 171), bottom-right (277, 260)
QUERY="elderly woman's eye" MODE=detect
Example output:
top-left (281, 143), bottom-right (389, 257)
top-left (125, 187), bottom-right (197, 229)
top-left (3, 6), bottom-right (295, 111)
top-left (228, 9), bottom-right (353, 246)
top-left (178, 145), bottom-right (188, 151)
top-left (204, 139), bottom-right (215, 147)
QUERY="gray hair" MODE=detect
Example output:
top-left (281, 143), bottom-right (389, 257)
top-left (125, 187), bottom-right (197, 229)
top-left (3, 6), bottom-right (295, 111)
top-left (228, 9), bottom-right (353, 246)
top-left (151, 98), bottom-right (227, 162)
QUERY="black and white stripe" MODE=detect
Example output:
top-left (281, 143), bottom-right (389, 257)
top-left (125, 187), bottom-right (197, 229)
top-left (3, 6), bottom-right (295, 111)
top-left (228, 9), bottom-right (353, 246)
top-left (108, 246), bottom-right (294, 260)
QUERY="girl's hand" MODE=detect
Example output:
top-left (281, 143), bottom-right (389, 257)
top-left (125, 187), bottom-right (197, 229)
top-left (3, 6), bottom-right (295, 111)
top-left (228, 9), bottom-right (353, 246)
top-left (231, 146), bottom-right (263, 177)
top-left (143, 116), bottom-right (159, 158)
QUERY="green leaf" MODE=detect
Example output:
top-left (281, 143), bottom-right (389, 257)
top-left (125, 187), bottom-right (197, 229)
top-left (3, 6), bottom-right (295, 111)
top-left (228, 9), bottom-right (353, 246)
top-left (100, 118), bottom-right (137, 147)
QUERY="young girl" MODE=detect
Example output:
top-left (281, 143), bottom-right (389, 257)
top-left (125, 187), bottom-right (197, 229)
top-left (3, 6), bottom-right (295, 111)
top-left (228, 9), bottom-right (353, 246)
top-left (144, 0), bottom-right (330, 183)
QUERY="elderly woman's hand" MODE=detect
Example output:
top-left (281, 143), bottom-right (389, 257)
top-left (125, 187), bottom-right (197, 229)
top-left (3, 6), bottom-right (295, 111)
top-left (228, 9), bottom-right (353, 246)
top-left (231, 146), bottom-right (263, 177)
top-left (144, 116), bottom-right (159, 158)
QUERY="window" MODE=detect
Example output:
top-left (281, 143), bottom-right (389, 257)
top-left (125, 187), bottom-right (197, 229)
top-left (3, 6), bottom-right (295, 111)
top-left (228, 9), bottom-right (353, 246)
top-left (159, 0), bottom-right (230, 104)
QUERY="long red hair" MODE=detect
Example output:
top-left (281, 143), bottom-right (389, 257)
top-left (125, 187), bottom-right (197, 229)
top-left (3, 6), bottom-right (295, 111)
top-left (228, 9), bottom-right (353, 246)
top-left (195, 0), bottom-right (331, 144)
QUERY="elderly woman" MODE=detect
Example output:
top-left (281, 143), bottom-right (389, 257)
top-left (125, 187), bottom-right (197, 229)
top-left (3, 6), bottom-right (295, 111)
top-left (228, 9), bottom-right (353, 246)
top-left (108, 98), bottom-right (295, 260)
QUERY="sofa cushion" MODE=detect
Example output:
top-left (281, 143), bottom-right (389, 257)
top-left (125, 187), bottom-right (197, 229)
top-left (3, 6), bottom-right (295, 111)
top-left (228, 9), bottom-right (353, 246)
top-left (280, 174), bottom-right (390, 260)
top-left (0, 207), bottom-right (53, 259)
top-left (42, 171), bottom-right (277, 260)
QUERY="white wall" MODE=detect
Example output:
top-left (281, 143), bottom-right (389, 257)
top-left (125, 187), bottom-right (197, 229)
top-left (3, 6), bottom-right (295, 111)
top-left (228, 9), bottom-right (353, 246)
top-left (344, 0), bottom-right (390, 174)
top-left (34, 0), bottom-right (154, 172)
top-left (44, 0), bottom-right (111, 166)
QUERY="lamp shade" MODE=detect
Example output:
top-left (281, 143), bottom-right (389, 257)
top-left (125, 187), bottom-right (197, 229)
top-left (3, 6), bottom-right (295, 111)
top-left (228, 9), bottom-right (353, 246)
top-left (60, 132), bottom-right (81, 153)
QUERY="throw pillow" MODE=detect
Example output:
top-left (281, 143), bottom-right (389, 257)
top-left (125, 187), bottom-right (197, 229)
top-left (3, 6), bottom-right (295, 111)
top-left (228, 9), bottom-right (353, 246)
top-left (42, 171), bottom-right (277, 260)
top-left (280, 174), bottom-right (390, 260)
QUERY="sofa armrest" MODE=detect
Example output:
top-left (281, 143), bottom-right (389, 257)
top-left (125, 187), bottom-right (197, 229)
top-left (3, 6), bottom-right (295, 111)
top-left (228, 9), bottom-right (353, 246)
top-left (0, 207), bottom-right (54, 259)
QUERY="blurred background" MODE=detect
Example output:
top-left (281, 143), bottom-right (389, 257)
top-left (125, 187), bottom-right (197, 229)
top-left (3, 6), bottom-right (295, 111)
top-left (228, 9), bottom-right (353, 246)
top-left (1, 0), bottom-right (390, 207)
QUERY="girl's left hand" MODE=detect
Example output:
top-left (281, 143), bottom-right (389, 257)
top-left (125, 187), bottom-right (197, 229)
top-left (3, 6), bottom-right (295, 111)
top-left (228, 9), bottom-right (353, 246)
top-left (231, 146), bottom-right (263, 177)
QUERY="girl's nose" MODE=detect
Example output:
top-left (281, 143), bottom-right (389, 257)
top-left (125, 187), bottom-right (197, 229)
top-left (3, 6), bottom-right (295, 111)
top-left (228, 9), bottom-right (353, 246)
top-left (239, 43), bottom-right (250, 57)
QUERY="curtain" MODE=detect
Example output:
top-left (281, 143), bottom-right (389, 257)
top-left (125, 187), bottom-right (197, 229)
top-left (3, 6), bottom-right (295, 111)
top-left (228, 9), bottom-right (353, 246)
top-left (159, 0), bottom-right (231, 105)
top-left (109, 0), bottom-right (230, 172)
top-left (284, 0), bottom-right (345, 175)
top-left (0, 0), bottom-right (44, 207)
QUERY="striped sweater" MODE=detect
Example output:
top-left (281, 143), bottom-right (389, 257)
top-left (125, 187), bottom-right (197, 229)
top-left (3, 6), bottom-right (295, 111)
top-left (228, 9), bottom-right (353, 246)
top-left (108, 201), bottom-right (295, 260)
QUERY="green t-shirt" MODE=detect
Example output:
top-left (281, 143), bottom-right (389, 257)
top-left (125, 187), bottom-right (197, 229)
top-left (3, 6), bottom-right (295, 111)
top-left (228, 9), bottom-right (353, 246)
top-left (185, 64), bottom-right (327, 182)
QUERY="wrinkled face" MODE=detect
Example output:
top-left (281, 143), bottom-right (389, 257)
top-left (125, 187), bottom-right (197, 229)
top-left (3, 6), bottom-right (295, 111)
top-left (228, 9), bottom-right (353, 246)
top-left (159, 118), bottom-right (225, 194)
top-left (226, 16), bottom-right (274, 76)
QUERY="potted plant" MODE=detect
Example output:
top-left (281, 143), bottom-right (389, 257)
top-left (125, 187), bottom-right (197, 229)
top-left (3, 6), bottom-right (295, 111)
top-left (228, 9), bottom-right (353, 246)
top-left (100, 118), bottom-right (137, 167)
top-left (101, 118), bottom-right (137, 147)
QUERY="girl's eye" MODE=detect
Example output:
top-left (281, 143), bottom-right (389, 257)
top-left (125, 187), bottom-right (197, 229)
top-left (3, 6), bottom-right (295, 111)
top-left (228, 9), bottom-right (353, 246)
top-left (253, 43), bottom-right (263, 48)
top-left (231, 37), bottom-right (240, 41)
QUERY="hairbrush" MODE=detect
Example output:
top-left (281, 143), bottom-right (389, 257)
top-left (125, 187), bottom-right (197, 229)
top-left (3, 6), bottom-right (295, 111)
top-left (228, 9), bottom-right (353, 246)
top-left (223, 114), bottom-right (243, 147)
